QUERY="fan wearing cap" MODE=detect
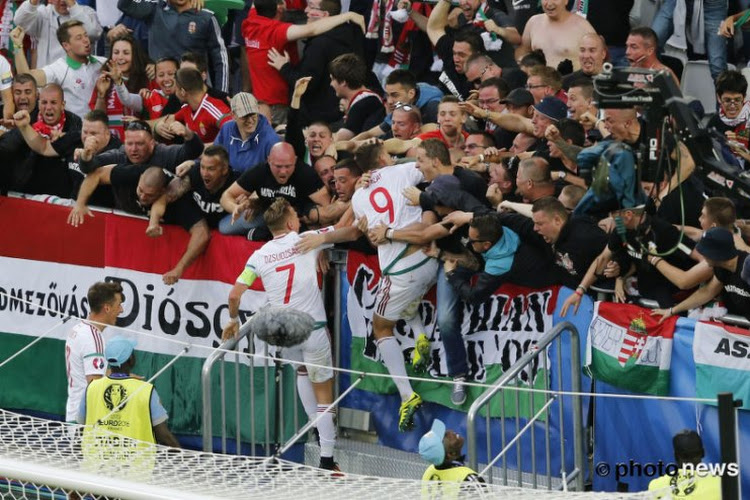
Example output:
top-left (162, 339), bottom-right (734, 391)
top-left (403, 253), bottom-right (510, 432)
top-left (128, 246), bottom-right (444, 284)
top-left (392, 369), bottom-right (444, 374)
top-left (653, 227), bottom-right (750, 321)
top-left (419, 419), bottom-right (483, 483)
top-left (647, 430), bottom-right (720, 498)
top-left (481, 96), bottom-right (567, 156)
top-left (79, 336), bottom-right (180, 449)
top-left (213, 92), bottom-right (281, 175)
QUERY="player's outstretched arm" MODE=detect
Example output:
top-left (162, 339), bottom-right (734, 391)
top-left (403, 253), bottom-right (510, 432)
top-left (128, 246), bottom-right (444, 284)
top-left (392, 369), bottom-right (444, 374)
top-left (223, 281), bottom-right (251, 340)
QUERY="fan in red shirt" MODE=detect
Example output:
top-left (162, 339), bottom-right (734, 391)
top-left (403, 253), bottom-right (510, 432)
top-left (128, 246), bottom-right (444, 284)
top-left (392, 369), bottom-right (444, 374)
top-left (417, 97), bottom-right (469, 149)
top-left (170, 67), bottom-right (230, 143)
top-left (242, 0), bottom-right (365, 122)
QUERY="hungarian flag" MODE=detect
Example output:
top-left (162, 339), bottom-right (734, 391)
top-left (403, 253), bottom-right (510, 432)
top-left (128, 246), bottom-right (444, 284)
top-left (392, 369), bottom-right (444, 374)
top-left (694, 321), bottom-right (750, 410)
top-left (585, 302), bottom-right (677, 396)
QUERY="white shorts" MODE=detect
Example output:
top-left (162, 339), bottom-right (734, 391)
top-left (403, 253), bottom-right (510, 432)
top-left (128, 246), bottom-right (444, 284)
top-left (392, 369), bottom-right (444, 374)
top-left (283, 326), bottom-right (333, 383)
top-left (375, 252), bottom-right (438, 322)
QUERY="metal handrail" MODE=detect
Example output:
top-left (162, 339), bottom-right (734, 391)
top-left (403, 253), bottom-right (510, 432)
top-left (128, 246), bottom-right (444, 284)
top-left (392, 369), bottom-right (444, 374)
top-left (201, 319), bottom-right (254, 452)
top-left (466, 321), bottom-right (585, 491)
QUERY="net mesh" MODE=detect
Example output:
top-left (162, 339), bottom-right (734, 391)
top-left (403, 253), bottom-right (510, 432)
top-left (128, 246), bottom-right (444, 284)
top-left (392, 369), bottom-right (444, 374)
top-left (0, 409), bottom-right (652, 500)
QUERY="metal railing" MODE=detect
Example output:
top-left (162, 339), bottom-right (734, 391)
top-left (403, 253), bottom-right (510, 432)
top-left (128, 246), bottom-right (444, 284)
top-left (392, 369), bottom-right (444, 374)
top-left (466, 321), bottom-right (585, 491)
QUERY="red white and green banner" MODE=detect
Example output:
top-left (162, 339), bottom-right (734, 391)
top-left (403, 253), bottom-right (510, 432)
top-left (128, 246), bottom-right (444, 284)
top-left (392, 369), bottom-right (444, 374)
top-left (345, 251), bottom-right (559, 417)
top-left (694, 321), bottom-right (750, 410)
top-left (0, 196), bottom-right (284, 438)
top-left (585, 302), bottom-right (677, 396)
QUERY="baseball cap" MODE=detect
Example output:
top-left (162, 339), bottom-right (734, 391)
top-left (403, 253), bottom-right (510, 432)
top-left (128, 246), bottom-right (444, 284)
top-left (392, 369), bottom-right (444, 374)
top-left (534, 96), bottom-right (567, 122)
top-left (231, 92), bottom-right (259, 117)
top-left (695, 227), bottom-right (738, 262)
top-left (419, 419), bottom-right (446, 466)
top-left (672, 430), bottom-right (704, 457)
top-left (500, 88), bottom-right (534, 107)
top-left (105, 336), bottom-right (137, 368)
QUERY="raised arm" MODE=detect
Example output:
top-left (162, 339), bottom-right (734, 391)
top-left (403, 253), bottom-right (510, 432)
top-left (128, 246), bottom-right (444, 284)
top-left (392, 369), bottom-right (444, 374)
top-left (10, 27), bottom-right (46, 86)
top-left (163, 219), bottom-right (211, 285)
top-left (287, 12), bottom-right (365, 41)
top-left (14, 110), bottom-right (58, 156)
top-left (426, 0), bottom-right (451, 46)
top-left (68, 1), bottom-right (103, 41)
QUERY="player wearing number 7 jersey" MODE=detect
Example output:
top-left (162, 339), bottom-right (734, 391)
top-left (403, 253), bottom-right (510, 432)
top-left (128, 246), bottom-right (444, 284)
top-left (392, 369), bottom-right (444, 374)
top-left (222, 198), bottom-right (339, 472)
top-left (297, 141), bottom-right (438, 431)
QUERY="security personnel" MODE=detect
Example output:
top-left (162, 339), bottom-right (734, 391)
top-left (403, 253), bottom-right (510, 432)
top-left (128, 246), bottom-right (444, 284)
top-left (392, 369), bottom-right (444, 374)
top-left (79, 336), bottom-right (179, 471)
top-left (419, 419), bottom-right (483, 483)
top-left (648, 430), bottom-right (721, 498)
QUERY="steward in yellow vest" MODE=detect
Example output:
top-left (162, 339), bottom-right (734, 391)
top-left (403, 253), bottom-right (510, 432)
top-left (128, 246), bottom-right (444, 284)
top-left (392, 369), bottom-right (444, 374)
top-left (419, 419), bottom-right (484, 485)
top-left (648, 429), bottom-right (722, 499)
top-left (79, 336), bottom-right (180, 477)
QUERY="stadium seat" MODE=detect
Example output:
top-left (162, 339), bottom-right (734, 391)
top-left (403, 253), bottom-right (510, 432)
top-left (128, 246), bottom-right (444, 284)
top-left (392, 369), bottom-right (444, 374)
top-left (681, 61), bottom-right (717, 113)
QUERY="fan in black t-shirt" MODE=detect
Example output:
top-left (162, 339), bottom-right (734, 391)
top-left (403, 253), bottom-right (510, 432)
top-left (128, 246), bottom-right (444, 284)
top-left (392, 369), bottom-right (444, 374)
top-left (219, 142), bottom-right (328, 238)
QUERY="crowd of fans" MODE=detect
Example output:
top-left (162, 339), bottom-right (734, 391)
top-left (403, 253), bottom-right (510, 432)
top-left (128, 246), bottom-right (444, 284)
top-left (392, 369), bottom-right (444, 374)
top-left (4, 1), bottom-right (750, 390)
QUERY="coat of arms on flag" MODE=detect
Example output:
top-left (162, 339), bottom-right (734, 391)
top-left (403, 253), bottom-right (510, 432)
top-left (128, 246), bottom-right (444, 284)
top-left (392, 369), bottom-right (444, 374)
top-left (585, 302), bottom-right (678, 396)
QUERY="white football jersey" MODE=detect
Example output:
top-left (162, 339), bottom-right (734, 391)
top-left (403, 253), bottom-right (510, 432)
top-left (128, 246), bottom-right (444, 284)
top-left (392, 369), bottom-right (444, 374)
top-left (352, 162), bottom-right (424, 272)
top-left (65, 321), bottom-right (106, 422)
top-left (237, 231), bottom-right (331, 324)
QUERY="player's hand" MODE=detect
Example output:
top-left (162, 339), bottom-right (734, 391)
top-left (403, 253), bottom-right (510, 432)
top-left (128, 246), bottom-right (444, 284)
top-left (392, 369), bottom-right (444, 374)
top-left (222, 319), bottom-right (239, 341)
top-left (316, 250), bottom-right (330, 274)
top-left (651, 308), bottom-right (672, 324)
top-left (559, 292), bottom-right (582, 317)
top-left (441, 210), bottom-right (472, 233)
top-left (296, 233), bottom-right (325, 253)
top-left (403, 186), bottom-right (421, 206)
top-left (146, 223), bottom-right (163, 238)
top-left (162, 268), bottom-right (182, 285)
top-left (368, 222), bottom-right (389, 245)
top-left (356, 215), bottom-right (369, 234)
top-left (67, 204), bottom-right (93, 227)
top-left (175, 160), bottom-right (193, 177)
top-left (10, 26), bottom-right (24, 49)
top-left (12, 110), bottom-right (30, 129)
top-left (268, 48), bottom-right (290, 70)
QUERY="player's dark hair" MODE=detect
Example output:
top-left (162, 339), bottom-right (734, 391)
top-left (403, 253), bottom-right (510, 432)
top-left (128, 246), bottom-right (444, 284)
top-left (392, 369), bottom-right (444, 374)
top-left (88, 282), bottom-right (124, 313)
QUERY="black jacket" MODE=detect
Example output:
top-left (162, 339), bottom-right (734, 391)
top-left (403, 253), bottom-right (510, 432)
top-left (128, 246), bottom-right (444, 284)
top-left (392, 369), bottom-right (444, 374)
top-left (279, 23), bottom-right (365, 127)
top-left (499, 213), bottom-right (607, 289)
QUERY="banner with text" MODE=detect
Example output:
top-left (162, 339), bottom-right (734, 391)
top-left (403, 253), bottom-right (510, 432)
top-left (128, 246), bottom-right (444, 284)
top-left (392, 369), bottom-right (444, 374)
top-left (694, 321), bottom-right (750, 410)
top-left (345, 250), bottom-right (559, 417)
top-left (0, 197), bottom-right (289, 439)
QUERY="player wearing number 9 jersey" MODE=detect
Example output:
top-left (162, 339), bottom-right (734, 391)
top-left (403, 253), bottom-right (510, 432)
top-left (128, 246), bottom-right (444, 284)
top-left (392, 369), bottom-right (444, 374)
top-left (221, 198), bottom-right (339, 472)
top-left (350, 152), bottom-right (439, 432)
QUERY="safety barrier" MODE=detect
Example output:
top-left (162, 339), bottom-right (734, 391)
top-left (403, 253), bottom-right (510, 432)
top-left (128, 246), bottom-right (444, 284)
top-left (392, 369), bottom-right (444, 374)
top-left (466, 321), bottom-right (585, 490)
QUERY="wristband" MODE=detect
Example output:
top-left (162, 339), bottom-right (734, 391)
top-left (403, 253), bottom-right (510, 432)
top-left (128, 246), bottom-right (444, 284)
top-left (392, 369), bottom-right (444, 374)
top-left (576, 285), bottom-right (586, 293)
top-left (228, 317), bottom-right (238, 324)
top-left (574, 290), bottom-right (583, 297)
top-left (479, 153), bottom-right (485, 163)
top-left (386, 228), bottom-right (394, 241)
top-left (668, 307), bottom-right (673, 316)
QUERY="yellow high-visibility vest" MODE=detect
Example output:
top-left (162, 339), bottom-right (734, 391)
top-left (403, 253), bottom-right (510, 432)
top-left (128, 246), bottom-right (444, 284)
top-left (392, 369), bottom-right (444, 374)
top-left (81, 376), bottom-right (157, 479)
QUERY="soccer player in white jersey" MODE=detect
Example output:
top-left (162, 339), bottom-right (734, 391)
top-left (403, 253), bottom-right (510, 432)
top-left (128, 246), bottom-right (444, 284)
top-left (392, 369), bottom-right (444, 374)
top-left (65, 281), bottom-right (124, 423)
top-left (222, 197), bottom-right (339, 471)
top-left (297, 141), bottom-right (438, 432)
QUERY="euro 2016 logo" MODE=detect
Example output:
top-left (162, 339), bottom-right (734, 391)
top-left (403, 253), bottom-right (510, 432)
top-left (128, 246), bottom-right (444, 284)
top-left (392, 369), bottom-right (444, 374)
top-left (103, 384), bottom-right (128, 412)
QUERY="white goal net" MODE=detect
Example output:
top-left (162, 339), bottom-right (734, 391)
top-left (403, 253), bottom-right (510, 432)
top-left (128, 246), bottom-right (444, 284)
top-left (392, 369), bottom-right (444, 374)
top-left (0, 409), bottom-right (652, 500)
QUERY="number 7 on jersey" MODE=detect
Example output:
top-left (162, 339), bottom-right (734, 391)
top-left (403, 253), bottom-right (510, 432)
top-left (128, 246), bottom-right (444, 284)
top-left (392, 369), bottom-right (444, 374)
top-left (275, 263), bottom-right (296, 304)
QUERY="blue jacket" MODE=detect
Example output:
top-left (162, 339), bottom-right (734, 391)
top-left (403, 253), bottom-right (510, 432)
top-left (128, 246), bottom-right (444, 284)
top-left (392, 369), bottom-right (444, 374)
top-left (574, 139), bottom-right (647, 218)
top-left (214, 115), bottom-right (280, 173)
